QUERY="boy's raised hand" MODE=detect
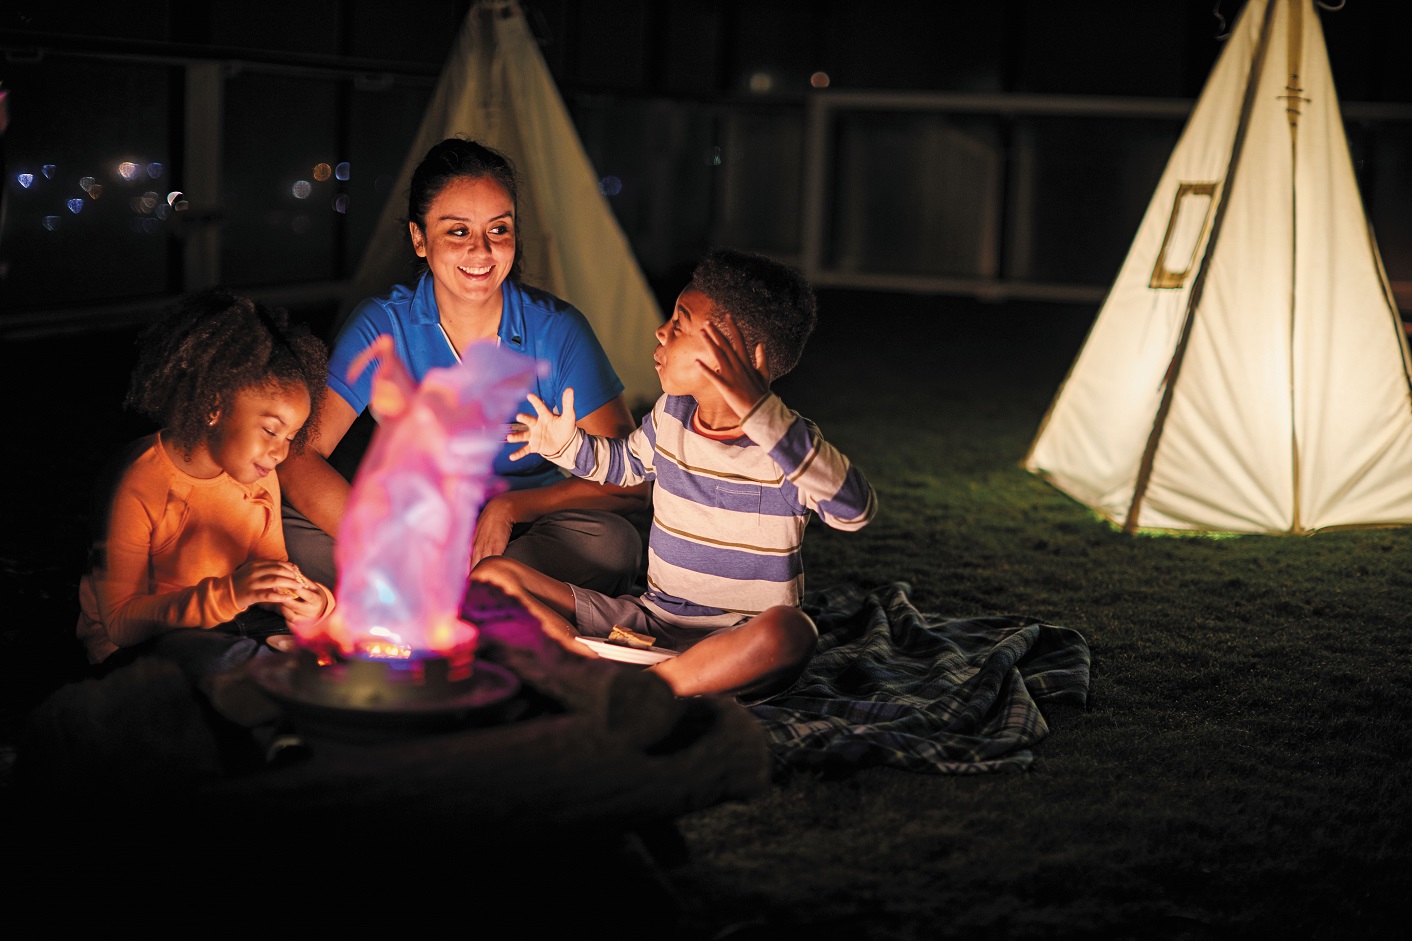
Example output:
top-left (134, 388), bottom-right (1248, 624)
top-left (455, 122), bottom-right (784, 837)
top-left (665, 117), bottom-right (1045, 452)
top-left (507, 388), bottom-right (578, 461)
top-left (700, 313), bottom-right (770, 419)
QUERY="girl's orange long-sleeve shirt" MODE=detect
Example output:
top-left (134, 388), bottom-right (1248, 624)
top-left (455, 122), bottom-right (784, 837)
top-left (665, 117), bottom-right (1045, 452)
top-left (77, 433), bottom-right (333, 664)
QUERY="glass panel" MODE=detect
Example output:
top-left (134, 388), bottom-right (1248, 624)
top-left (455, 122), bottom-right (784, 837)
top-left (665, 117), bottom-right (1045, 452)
top-left (343, 81), bottom-right (436, 278)
top-left (714, 108), bottom-right (803, 259)
top-left (206, 0), bottom-right (340, 56)
top-left (1361, 124), bottom-right (1412, 289)
top-left (1014, 3), bottom-right (1196, 96)
top-left (829, 111), bottom-right (1002, 279)
top-left (1007, 116), bottom-right (1181, 286)
top-left (0, 58), bottom-right (173, 312)
top-left (817, 3), bottom-right (1006, 93)
top-left (220, 72), bottom-right (340, 286)
top-left (570, 96), bottom-right (717, 292)
top-left (344, 0), bottom-right (467, 63)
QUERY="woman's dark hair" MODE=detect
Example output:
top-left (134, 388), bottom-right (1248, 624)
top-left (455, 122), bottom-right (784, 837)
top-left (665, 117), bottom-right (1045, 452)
top-left (124, 289), bottom-right (329, 457)
top-left (407, 137), bottom-right (523, 283)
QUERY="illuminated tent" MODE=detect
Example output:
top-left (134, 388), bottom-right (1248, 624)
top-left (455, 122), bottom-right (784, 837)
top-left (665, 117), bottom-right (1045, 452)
top-left (1024, 0), bottom-right (1412, 534)
top-left (340, 0), bottom-right (663, 408)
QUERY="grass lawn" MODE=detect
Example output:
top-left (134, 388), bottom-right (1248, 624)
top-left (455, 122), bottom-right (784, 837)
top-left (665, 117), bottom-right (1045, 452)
top-left (663, 289), bottom-right (1411, 939)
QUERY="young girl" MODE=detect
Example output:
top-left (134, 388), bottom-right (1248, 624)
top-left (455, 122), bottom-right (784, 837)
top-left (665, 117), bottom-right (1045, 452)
top-left (77, 289), bottom-right (335, 668)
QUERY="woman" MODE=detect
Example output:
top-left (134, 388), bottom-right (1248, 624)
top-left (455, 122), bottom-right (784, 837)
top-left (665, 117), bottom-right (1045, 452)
top-left (279, 138), bottom-right (648, 596)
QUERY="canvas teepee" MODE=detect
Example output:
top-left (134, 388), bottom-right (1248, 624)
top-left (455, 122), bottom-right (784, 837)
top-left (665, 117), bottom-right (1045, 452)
top-left (1024, 0), bottom-right (1412, 535)
top-left (340, 0), bottom-right (664, 408)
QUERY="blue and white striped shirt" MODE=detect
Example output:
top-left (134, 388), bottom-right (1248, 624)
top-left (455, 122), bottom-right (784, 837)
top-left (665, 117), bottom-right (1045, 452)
top-left (550, 392), bottom-right (877, 632)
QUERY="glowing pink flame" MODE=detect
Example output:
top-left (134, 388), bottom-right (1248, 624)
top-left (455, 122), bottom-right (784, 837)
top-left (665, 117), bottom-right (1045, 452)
top-left (289, 336), bottom-right (539, 661)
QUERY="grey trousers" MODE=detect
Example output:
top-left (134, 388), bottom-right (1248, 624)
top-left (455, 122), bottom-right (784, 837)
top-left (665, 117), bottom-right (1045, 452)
top-left (281, 501), bottom-right (643, 599)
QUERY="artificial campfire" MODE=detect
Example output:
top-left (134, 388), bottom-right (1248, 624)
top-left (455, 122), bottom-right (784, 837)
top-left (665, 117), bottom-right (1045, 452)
top-left (264, 335), bottom-right (540, 720)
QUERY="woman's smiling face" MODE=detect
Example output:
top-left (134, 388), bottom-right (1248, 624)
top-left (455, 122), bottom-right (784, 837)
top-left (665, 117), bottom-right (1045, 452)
top-left (409, 174), bottom-right (517, 316)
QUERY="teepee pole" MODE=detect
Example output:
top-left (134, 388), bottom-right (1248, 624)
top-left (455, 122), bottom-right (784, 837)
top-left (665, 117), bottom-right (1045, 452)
top-left (1283, 0), bottom-right (1305, 146)
top-left (1122, 0), bottom-right (1281, 533)
top-left (1284, 0), bottom-right (1306, 532)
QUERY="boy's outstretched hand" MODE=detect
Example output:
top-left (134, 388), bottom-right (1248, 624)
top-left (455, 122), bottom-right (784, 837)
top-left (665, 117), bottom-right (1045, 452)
top-left (507, 388), bottom-right (578, 461)
top-left (700, 312), bottom-right (770, 420)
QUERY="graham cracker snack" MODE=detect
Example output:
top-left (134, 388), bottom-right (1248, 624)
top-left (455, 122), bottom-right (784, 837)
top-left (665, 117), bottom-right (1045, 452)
top-left (607, 625), bottom-right (657, 649)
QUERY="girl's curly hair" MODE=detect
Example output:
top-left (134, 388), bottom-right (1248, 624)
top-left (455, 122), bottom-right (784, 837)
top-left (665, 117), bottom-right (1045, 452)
top-left (124, 289), bottom-right (329, 457)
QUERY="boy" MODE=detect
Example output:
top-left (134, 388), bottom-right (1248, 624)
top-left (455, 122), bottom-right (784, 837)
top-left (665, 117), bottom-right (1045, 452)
top-left (473, 248), bottom-right (876, 699)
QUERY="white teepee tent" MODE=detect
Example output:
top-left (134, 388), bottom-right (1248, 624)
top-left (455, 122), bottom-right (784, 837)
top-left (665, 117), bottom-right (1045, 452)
top-left (340, 0), bottom-right (664, 408)
top-left (1024, 0), bottom-right (1412, 535)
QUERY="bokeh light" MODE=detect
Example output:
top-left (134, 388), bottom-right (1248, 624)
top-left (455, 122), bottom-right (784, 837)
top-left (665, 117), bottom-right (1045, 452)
top-left (335, 162), bottom-right (351, 181)
top-left (67, 198), bottom-right (83, 214)
top-left (80, 176), bottom-right (96, 192)
top-left (810, 71), bottom-right (830, 88)
top-left (42, 165), bottom-right (56, 179)
top-left (42, 216), bottom-right (60, 230)
top-left (292, 180), bottom-right (312, 199)
top-left (599, 175), bottom-right (622, 196)
top-left (166, 190), bottom-right (183, 206)
top-left (17, 173), bottom-right (33, 188)
top-left (146, 162), bottom-right (164, 179)
top-left (313, 163), bottom-right (332, 182)
top-left (748, 71), bottom-right (773, 93)
top-left (87, 184), bottom-right (103, 198)
top-left (333, 194), bottom-right (349, 213)
top-left (118, 162), bottom-right (140, 181)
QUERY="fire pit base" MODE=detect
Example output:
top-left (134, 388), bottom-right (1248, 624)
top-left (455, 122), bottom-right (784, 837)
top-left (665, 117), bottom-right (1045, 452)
top-left (247, 649), bottom-right (522, 742)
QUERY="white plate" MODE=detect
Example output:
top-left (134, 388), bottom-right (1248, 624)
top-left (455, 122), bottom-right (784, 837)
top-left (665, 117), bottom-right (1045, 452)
top-left (574, 636), bottom-right (679, 664)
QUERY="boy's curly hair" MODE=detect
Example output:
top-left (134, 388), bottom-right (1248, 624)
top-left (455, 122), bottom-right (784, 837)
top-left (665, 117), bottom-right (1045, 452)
top-left (689, 248), bottom-right (817, 380)
top-left (124, 289), bottom-right (329, 457)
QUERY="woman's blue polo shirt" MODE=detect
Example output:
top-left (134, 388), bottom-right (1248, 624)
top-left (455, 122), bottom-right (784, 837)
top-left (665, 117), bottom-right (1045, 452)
top-left (327, 272), bottom-right (625, 491)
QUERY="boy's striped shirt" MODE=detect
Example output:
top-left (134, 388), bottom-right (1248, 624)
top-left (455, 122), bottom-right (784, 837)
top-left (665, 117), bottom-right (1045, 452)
top-left (550, 392), bottom-right (876, 632)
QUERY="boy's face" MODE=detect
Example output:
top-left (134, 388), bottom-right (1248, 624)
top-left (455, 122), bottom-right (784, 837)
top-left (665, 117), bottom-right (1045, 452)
top-left (654, 287), bottom-right (719, 397)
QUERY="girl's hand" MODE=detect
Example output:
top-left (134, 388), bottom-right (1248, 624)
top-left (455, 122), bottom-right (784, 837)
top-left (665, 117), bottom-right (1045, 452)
top-left (278, 586), bottom-right (329, 626)
top-left (506, 389), bottom-right (579, 461)
top-left (232, 559), bottom-right (312, 612)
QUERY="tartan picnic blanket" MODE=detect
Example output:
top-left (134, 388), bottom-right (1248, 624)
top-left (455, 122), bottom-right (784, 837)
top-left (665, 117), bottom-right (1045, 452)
top-left (749, 581), bottom-right (1091, 775)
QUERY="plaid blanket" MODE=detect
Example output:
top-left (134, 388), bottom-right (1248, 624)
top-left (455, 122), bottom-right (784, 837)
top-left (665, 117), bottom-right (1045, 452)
top-left (749, 582), bottom-right (1091, 775)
